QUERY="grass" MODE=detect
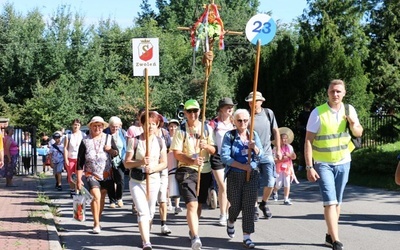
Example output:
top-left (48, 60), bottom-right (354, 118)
top-left (35, 174), bottom-right (61, 217)
top-left (28, 209), bottom-right (49, 224)
top-left (295, 141), bottom-right (400, 191)
top-left (349, 172), bottom-right (400, 191)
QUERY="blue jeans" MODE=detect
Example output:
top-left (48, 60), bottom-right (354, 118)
top-left (259, 155), bottom-right (276, 188)
top-left (315, 162), bottom-right (350, 206)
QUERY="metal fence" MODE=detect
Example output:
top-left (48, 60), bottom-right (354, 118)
top-left (12, 126), bottom-right (37, 175)
top-left (361, 115), bottom-right (399, 148)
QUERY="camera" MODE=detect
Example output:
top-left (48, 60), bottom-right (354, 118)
top-left (176, 103), bottom-right (185, 121)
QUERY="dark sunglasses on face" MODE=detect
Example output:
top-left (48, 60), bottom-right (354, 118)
top-left (237, 119), bottom-right (249, 123)
top-left (186, 109), bottom-right (199, 113)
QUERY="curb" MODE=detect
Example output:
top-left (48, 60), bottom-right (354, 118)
top-left (37, 174), bottom-right (63, 250)
top-left (44, 208), bottom-right (63, 250)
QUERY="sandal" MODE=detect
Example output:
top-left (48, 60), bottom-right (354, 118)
top-left (227, 224), bottom-right (235, 238)
top-left (243, 238), bottom-right (255, 249)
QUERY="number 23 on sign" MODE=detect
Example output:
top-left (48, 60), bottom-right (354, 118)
top-left (245, 14), bottom-right (277, 46)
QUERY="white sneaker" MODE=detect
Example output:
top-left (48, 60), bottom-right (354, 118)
top-left (161, 225), bottom-right (172, 235)
top-left (191, 236), bottom-right (202, 250)
top-left (174, 206), bottom-right (183, 214)
top-left (92, 226), bottom-right (101, 234)
top-left (283, 199), bottom-right (292, 205)
top-left (218, 214), bottom-right (227, 226)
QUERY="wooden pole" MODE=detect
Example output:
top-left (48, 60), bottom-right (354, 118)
top-left (144, 68), bottom-right (150, 200)
top-left (197, 68), bottom-right (210, 196)
top-left (247, 40), bottom-right (261, 182)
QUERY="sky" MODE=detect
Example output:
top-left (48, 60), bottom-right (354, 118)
top-left (2, 0), bottom-right (308, 28)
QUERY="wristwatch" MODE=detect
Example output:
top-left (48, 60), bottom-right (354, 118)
top-left (306, 166), bottom-right (314, 171)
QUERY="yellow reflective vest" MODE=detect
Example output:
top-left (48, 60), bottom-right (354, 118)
top-left (312, 103), bottom-right (353, 163)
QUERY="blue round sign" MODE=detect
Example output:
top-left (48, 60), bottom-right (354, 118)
top-left (245, 14), bottom-right (277, 45)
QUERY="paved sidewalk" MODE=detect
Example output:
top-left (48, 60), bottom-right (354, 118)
top-left (0, 172), bottom-right (60, 250)
top-left (1, 167), bottom-right (399, 250)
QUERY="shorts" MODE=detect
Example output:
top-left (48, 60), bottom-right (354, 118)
top-left (86, 176), bottom-right (113, 190)
top-left (198, 172), bottom-right (212, 204)
top-left (258, 156), bottom-right (276, 188)
top-left (275, 172), bottom-right (291, 189)
top-left (158, 168), bottom-right (168, 203)
top-left (315, 162), bottom-right (350, 206)
top-left (53, 162), bottom-right (64, 174)
top-left (175, 167), bottom-right (212, 204)
top-left (66, 158), bottom-right (77, 183)
top-left (210, 154), bottom-right (225, 170)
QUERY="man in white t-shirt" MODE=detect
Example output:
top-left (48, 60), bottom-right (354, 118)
top-left (305, 79), bottom-right (363, 250)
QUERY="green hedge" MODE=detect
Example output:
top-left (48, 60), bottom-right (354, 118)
top-left (351, 142), bottom-right (399, 174)
top-left (350, 142), bottom-right (400, 190)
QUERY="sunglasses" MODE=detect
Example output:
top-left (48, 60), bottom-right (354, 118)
top-left (236, 119), bottom-right (249, 123)
top-left (186, 109), bottom-right (199, 113)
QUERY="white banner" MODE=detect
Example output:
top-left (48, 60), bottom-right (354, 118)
top-left (132, 38), bottom-right (160, 76)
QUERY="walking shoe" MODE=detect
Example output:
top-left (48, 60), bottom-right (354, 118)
top-left (161, 225), bottom-right (172, 235)
top-left (117, 200), bottom-right (124, 207)
top-left (218, 214), bottom-right (227, 226)
top-left (258, 201), bottom-right (272, 219)
top-left (243, 238), bottom-right (255, 249)
top-left (332, 241), bottom-right (344, 250)
top-left (325, 234), bottom-right (333, 247)
top-left (57, 185), bottom-right (62, 191)
top-left (283, 199), bottom-right (292, 205)
top-left (142, 242), bottom-right (152, 250)
top-left (191, 236), bottom-right (202, 250)
top-left (272, 192), bottom-right (278, 201)
top-left (254, 207), bottom-right (259, 222)
top-left (226, 223), bottom-right (235, 238)
top-left (92, 226), bottom-right (101, 234)
top-left (110, 203), bottom-right (116, 208)
top-left (175, 206), bottom-right (183, 214)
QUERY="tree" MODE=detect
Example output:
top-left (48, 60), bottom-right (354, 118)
top-left (294, 0), bottom-right (372, 119)
top-left (366, 0), bottom-right (400, 112)
top-left (0, 4), bottom-right (46, 103)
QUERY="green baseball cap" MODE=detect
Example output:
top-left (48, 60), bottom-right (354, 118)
top-left (184, 99), bottom-right (200, 110)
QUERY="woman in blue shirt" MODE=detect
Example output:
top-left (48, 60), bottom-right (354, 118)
top-left (220, 109), bottom-right (263, 249)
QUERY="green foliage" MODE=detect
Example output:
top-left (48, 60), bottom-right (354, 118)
top-left (366, 0), bottom-right (400, 111)
top-left (351, 142), bottom-right (400, 175)
top-left (350, 141), bottom-right (400, 190)
top-left (0, 0), bottom-right (397, 141)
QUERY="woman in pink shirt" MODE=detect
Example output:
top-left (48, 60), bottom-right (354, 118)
top-left (1, 126), bottom-right (19, 187)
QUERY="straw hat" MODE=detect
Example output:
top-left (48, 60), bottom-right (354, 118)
top-left (245, 91), bottom-right (266, 102)
top-left (278, 127), bottom-right (294, 144)
top-left (87, 116), bottom-right (109, 128)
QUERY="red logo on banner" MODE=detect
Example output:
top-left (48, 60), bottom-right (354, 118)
top-left (138, 40), bottom-right (153, 61)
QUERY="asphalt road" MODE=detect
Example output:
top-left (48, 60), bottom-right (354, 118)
top-left (45, 173), bottom-right (400, 250)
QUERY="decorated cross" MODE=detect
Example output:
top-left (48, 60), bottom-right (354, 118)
top-left (178, 0), bottom-right (242, 77)
top-left (178, 0), bottom-right (242, 195)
